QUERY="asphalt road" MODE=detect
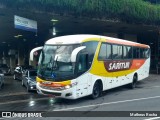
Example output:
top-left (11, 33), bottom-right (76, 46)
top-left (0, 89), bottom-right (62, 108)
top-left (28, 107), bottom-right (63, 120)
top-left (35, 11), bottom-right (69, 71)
top-left (0, 74), bottom-right (160, 120)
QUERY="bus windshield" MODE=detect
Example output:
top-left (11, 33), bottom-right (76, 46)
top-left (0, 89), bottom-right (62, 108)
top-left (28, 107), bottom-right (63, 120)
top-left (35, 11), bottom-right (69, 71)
top-left (37, 44), bottom-right (80, 81)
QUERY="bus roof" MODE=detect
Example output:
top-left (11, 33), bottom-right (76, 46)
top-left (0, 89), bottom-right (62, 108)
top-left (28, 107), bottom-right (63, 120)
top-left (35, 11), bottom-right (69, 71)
top-left (45, 34), bottom-right (149, 48)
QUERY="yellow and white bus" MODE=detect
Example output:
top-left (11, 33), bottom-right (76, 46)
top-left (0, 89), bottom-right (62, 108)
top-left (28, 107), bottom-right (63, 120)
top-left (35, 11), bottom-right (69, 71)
top-left (30, 35), bottom-right (150, 99)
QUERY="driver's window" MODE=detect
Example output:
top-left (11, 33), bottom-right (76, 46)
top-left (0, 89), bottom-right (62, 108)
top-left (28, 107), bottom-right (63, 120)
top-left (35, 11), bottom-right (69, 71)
top-left (78, 54), bottom-right (88, 73)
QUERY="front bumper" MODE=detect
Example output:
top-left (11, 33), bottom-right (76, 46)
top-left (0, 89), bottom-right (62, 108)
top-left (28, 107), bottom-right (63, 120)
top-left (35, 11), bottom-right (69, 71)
top-left (36, 83), bottom-right (76, 99)
top-left (28, 84), bottom-right (37, 90)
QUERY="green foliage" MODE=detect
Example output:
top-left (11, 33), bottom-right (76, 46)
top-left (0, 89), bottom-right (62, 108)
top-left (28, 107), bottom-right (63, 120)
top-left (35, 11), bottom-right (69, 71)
top-left (1, 0), bottom-right (160, 24)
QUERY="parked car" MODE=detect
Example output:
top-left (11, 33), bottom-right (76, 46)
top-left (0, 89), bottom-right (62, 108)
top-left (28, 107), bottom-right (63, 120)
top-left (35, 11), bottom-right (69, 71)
top-left (0, 64), bottom-right (11, 75)
top-left (22, 69), bottom-right (37, 92)
top-left (13, 66), bottom-right (24, 80)
top-left (13, 65), bottom-right (34, 80)
top-left (0, 70), bottom-right (4, 89)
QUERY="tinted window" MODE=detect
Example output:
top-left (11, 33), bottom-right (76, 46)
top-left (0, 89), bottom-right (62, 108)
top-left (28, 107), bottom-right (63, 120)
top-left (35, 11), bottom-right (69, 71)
top-left (98, 43), bottom-right (106, 60)
top-left (133, 47), bottom-right (140, 58)
top-left (106, 44), bottom-right (112, 59)
top-left (123, 46), bottom-right (132, 59)
top-left (98, 43), bottom-right (111, 60)
top-left (143, 48), bottom-right (150, 58)
top-left (140, 48), bottom-right (145, 58)
top-left (78, 54), bottom-right (88, 73)
top-left (112, 44), bottom-right (122, 59)
top-left (82, 41), bottom-right (98, 64)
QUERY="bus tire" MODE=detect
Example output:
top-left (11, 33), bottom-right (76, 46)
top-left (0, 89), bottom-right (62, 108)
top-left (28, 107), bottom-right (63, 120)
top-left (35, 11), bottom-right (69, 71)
top-left (91, 80), bottom-right (102, 99)
top-left (129, 74), bottom-right (137, 89)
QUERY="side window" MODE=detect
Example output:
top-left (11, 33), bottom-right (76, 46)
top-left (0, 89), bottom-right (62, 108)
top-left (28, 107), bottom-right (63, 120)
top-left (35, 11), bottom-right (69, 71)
top-left (123, 46), bottom-right (132, 59)
top-left (82, 41), bottom-right (98, 67)
top-left (82, 42), bottom-right (98, 61)
top-left (98, 43), bottom-right (112, 60)
top-left (140, 48), bottom-right (145, 58)
top-left (144, 48), bottom-right (150, 58)
top-left (98, 43), bottom-right (106, 60)
top-left (106, 44), bottom-right (112, 59)
top-left (78, 54), bottom-right (88, 73)
top-left (112, 44), bottom-right (122, 59)
top-left (133, 47), bottom-right (140, 59)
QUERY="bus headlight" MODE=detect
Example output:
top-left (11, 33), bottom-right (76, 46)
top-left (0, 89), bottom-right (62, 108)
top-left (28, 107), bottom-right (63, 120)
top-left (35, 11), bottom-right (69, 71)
top-left (65, 85), bottom-right (71, 89)
top-left (64, 82), bottom-right (78, 90)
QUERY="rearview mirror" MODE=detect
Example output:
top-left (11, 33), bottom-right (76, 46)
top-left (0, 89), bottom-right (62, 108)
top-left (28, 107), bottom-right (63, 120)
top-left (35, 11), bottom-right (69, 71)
top-left (30, 46), bottom-right (43, 61)
top-left (71, 46), bottom-right (86, 62)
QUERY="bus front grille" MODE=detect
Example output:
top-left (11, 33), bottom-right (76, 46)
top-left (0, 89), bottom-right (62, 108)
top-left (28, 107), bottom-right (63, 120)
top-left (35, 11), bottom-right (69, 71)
top-left (41, 90), bottom-right (61, 96)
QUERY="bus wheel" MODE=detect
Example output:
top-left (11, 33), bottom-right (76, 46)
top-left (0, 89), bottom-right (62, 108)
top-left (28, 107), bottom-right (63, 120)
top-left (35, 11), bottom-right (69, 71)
top-left (129, 75), bottom-right (137, 89)
top-left (91, 81), bottom-right (102, 99)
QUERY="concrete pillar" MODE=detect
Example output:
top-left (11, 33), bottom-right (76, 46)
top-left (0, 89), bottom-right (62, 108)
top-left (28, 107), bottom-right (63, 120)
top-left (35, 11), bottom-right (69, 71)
top-left (6, 58), bottom-right (10, 66)
top-left (2, 57), bottom-right (7, 64)
top-left (18, 46), bottom-right (24, 66)
top-left (10, 56), bottom-right (16, 73)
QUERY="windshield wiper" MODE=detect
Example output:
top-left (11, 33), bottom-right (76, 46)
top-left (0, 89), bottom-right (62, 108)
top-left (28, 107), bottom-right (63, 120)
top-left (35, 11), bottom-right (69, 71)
top-left (52, 56), bottom-right (58, 71)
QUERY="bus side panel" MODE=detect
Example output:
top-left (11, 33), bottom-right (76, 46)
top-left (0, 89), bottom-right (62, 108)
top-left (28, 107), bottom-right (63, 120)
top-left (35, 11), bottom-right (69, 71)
top-left (136, 58), bottom-right (150, 81)
top-left (76, 73), bottom-right (91, 98)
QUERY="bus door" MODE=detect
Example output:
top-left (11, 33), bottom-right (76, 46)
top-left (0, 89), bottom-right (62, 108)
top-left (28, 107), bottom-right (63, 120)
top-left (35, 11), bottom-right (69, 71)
top-left (76, 53), bottom-right (90, 98)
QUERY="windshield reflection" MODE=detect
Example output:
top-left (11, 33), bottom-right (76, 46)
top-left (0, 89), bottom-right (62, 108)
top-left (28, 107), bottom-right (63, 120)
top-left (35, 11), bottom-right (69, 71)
top-left (37, 44), bottom-right (79, 81)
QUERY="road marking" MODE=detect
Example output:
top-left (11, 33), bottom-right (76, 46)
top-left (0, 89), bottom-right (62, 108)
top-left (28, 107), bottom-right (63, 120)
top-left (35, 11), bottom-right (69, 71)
top-left (0, 92), bottom-right (29, 97)
top-left (144, 117), bottom-right (160, 120)
top-left (0, 97), bottom-right (49, 105)
top-left (153, 86), bottom-right (160, 88)
top-left (54, 95), bottom-right (160, 111)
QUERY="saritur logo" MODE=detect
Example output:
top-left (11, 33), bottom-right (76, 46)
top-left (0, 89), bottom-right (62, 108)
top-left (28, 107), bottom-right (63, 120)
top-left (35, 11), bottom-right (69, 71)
top-left (104, 60), bottom-right (132, 72)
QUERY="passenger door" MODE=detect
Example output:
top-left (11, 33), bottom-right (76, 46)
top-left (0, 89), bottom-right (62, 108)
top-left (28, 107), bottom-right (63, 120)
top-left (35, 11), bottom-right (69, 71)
top-left (76, 53), bottom-right (90, 98)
